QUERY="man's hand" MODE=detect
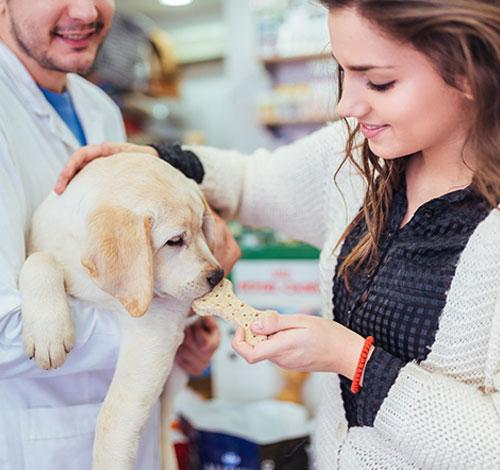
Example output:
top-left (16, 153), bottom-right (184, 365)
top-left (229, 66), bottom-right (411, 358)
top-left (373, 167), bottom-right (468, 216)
top-left (176, 317), bottom-right (221, 376)
top-left (55, 142), bottom-right (158, 194)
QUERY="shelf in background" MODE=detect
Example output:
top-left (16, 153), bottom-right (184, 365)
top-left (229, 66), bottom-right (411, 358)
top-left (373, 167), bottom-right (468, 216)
top-left (260, 52), bottom-right (332, 66)
top-left (179, 55), bottom-right (224, 66)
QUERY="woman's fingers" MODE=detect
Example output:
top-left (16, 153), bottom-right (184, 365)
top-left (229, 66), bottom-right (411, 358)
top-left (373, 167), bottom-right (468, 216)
top-left (211, 212), bottom-right (241, 275)
top-left (231, 314), bottom-right (313, 367)
top-left (231, 327), bottom-right (250, 357)
top-left (250, 312), bottom-right (305, 335)
top-left (231, 325), bottom-right (288, 364)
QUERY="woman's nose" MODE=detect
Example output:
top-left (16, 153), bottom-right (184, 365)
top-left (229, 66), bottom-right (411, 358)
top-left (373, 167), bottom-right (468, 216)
top-left (336, 82), bottom-right (370, 119)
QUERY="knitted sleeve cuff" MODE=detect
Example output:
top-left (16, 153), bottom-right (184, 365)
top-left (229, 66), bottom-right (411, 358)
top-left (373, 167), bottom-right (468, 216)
top-left (150, 143), bottom-right (205, 184)
top-left (355, 346), bottom-right (404, 426)
top-left (183, 144), bottom-right (247, 220)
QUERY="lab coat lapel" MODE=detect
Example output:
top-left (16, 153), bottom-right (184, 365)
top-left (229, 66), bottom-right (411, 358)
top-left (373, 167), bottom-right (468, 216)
top-left (68, 75), bottom-right (106, 145)
top-left (45, 111), bottom-right (81, 153)
top-left (0, 43), bottom-right (81, 153)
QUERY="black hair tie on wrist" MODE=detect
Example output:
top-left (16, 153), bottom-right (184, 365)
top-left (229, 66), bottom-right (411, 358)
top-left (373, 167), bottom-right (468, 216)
top-left (150, 143), bottom-right (205, 184)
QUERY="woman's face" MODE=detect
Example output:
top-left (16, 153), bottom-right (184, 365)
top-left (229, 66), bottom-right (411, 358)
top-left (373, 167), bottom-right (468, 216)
top-left (329, 8), bottom-right (473, 161)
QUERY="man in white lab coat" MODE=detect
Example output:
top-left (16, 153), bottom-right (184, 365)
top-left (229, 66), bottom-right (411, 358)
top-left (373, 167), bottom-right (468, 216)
top-left (0, 1), bottom-right (220, 468)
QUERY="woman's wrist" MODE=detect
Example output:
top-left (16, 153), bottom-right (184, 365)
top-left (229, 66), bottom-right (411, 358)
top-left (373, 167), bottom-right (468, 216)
top-left (330, 323), bottom-right (367, 380)
top-left (329, 322), bottom-right (376, 385)
top-left (360, 345), bottom-right (375, 386)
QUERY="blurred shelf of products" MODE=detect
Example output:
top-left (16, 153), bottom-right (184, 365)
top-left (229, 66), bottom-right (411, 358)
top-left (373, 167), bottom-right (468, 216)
top-left (90, 11), bottom-right (187, 144)
top-left (250, 0), bottom-right (339, 142)
top-left (250, 0), bottom-right (329, 59)
top-left (88, 0), bottom-right (340, 148)
top-left (257, 80), bottom-right (337, 128)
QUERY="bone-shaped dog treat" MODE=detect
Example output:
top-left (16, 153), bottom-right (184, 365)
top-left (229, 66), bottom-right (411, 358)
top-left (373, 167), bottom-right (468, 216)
top-left (192, 278), bottom-right (274, 347)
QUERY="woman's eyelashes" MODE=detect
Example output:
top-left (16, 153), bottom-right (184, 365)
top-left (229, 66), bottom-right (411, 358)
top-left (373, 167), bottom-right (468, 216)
top-left (367, 80), bottom-right (396, 92)
top-left (338, 65), bottom-right (396, 92)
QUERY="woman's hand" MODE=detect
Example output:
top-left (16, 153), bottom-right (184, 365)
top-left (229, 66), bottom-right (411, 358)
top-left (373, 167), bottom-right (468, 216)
top-left (232, 312), bottom-right (368, 381)
top-left (54, 142), bottom-right (158, 194)
top-left (176, 317), bottom-right (221, 376)
top-left (211, 212), bottom-right (241, 275)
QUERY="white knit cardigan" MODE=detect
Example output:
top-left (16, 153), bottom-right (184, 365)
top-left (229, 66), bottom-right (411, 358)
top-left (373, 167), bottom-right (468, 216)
top-left (189, 121), bottom-right (500, 469)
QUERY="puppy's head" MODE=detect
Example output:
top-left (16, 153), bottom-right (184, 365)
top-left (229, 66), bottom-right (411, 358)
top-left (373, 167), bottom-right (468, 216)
top-left (150, 183), bottom-right (223, 303)
top-left (79, 153), bottom-right (223, 317)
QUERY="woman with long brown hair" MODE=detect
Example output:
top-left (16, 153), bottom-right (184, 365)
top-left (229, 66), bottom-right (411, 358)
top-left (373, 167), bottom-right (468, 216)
top-left (57, 0), bottom-right (500, 467)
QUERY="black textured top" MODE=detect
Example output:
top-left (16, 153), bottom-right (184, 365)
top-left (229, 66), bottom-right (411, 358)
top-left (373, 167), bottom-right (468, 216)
top-left (151, 143), bottom-right (205, 184)
top-left (333, 178), bottom-right (490, 427)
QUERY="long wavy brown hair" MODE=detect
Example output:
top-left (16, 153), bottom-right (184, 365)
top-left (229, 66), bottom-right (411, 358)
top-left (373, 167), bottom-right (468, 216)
top-left (321, 0), bottom-right (500, 283)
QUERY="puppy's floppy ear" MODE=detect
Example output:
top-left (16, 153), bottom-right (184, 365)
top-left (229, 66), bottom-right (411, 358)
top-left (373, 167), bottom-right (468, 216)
top-left (200, 194), bottom-right (217, 253)
top-left (81, 205), bottom-right (154, 317)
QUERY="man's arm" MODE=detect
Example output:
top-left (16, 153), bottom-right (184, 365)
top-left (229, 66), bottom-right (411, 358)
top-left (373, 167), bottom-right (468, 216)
top-left (0, 132), bottom-right (122, 380)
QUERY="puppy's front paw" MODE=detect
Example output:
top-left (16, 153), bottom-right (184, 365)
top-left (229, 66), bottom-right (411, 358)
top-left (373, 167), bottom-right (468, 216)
top-left (22, 301), bottom-right (75, 370)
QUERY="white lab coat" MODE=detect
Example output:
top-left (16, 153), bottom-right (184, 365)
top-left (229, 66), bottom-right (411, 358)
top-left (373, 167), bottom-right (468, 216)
top-left (0, 43), bottom-right (162, 470)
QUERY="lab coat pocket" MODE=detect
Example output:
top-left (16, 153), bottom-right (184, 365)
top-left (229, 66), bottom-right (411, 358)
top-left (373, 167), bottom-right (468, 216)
top-left (20, 402), bottom-right (100, 470)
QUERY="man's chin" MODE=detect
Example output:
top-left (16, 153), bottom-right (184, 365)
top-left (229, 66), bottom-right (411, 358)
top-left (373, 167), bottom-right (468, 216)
top-left (54, 55), bottom-right (95, 75)
top-left (46, 41), bottom-right (101, 71)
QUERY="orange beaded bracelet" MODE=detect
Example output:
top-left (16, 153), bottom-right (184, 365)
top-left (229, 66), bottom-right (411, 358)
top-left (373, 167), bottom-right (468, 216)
top-left (351, 336), bottom-right (374, 394)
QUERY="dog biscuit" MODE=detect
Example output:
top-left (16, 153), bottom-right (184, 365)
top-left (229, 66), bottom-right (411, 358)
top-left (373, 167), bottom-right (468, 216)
top-left (192, 278), bottom-right (274, 347)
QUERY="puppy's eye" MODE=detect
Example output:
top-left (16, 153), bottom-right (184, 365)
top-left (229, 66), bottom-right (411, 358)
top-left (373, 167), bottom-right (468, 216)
top-left (166, 235), bottom-right (184, 247)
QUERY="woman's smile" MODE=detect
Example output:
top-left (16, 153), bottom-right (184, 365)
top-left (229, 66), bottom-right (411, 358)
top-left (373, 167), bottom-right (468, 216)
top-left (359, 122), bottom-right (390, 139)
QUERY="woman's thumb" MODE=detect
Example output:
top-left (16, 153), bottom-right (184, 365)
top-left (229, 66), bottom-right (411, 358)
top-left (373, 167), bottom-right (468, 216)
top-left (250, 311), bottom-right (284, 335)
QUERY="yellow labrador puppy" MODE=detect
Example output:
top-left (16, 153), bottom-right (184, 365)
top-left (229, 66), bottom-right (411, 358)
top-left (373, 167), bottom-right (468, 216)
top-left (18, 153), bottom-right (223, 470)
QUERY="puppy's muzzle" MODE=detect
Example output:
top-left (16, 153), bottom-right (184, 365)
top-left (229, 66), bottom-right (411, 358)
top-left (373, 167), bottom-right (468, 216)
top-left (207, 268), bottom-right (224, 288)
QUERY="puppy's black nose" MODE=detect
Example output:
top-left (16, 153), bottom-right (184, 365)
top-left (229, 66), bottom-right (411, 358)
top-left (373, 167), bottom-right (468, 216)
top-left (207, 268), bottom-right (224, 287)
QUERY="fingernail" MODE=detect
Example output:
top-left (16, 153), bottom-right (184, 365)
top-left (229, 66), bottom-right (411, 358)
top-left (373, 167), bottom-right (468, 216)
top-left (252, 321), bottom-right (262, 331)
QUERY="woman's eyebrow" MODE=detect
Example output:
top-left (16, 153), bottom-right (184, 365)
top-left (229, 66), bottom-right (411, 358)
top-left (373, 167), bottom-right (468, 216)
top-left (330, 52), bottom-right (395, 71)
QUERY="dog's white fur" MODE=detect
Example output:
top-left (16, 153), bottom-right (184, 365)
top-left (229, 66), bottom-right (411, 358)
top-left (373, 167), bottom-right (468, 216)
top-left (19, 153), bottom-right (222, 470)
